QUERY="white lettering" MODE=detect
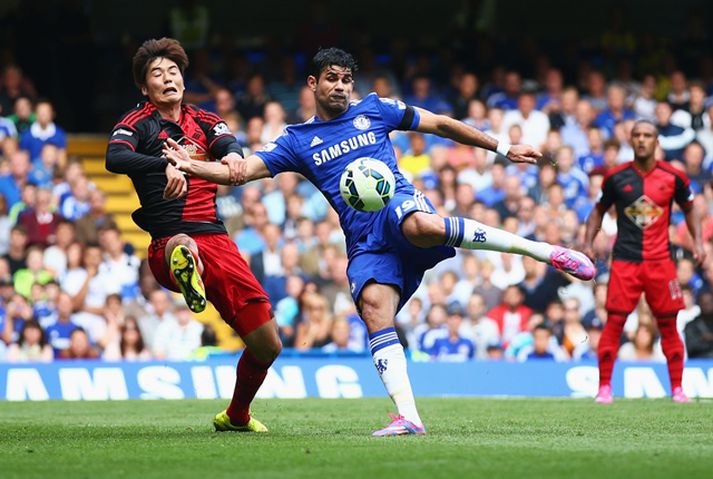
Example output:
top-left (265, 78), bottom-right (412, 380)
top-left (312, 132), bottom-right (379, 165)
top-left (315, 365), bottom-right (363, 398)
top-left (6, 369), bottom-right (49, 401)
top-left (191, 366), bottom-right (217, 399)
top-left (328, 144), bottom-right (342, 159)
top-left (59, 368), bottom-right (129, 401)
top-left (255, 366), bottom-right (307, 399)
top-left (565, 366), bottom-right (599, 398)
top-left (623, 367), bottom-right (666, 398)
top-left (137, 366), bottom-right (184, 399)
top-left (682, 367), bottom-right (713, 398)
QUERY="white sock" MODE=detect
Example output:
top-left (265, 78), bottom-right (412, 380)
top-left (444, 216), bottom-right (554, 262)
top-left (369, 328), bottom-right (422, 426)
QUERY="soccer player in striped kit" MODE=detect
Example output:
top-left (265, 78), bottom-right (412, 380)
top-left (584, 120), bottom-right (705, 403)
top-left (106, 38), bottom-right (281, 432)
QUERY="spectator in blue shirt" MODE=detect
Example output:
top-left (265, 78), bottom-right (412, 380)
top-left (19, 100), bottom-right (67, 163)
top-left (561, 100), bottom-right (596, 159)
top-left (555, 146), bottom-right (589, 209)
top-left (45, 292), bottom-right (78, 358)
top-left (536, 68), bottom-right (564, 114)
top-left (487, 71), bottom-right (521, 110)
top-left (0, 150), bottom-right (31, 209)
top-left (594, 84), bottom-right (636, 137)
top-left (521, 323), bottom-right (557, 361)
top-left (656, 102), bottom-right (695, 161)
top-left (577, 127), bottom-right (605, 173)
top-left (476, 163), bottom-right (507, 207)
top-left (404, 76), bottom-right (452, 114)
top-left (429, 302), bottom-right (475, 361)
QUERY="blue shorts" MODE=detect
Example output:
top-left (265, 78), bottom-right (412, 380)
top-left (347, 190), bottom-right (455, 314)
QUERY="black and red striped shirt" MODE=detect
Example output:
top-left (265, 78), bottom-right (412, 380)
top-left (597, 161), bottom-right (694, 262)
top-left (106, 102), bottom-right (241, 239)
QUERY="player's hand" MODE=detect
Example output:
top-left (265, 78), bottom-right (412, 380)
top-left (221, 153), bottom-right (247, 185)
top-left (163, 138), bottom-right (192, 172)
top-left (693, 242), bottom-right (707, 266)
top-left (507, 144), bottom-right (542, 165)
top-left (164, 163), bottom-right (188, 200)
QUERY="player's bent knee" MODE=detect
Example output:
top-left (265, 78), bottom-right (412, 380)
top-left (167, 233), bottom-right (195, 249)
top-left (254, 337), bottom-right (282, 365)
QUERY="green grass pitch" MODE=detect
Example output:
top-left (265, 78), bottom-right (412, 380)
top-left (2, 398), bottom-right (712, 479)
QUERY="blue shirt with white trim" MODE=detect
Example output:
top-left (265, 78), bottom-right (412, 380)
top-left (255, 93), bottom-right (420, 257)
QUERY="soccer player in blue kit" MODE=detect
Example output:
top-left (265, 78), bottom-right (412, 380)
top-left (164, 48), bottom-right (595, 436)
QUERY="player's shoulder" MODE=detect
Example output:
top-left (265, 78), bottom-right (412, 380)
top-left (655, 160), bottom-right (690, 182)
top-left (115, 101), bottom-right (156, 129)
top-left (602, 161), bottom-right (634, 182)
top-left (370, 93), bottom-right (409, 111)
top-left (183, 104), bottom-right (223, 125)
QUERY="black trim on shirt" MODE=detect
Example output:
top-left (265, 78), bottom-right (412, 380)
top-left (397, 106), bottom-right (416, 130)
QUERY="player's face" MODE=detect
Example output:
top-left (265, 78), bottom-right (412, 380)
top-left (310, 65), bottom-right (353, 116)
top-left (142, 57), bottom-right (184, 106)
top-left (630, 123), bottom-right (658, 160)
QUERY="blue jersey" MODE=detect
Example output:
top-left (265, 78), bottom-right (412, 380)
top-left (46, 320), bottom-right (77, 358)
top-left (255, 93), bottom-right (419, 258)
top-left (430, 336), bottom-right (475, 361)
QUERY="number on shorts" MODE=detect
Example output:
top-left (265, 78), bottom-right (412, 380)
top-left (669, 280), bottom-right (682, 300)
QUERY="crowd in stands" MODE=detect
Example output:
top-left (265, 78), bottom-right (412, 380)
top-left (2, 44), bottom-right (713, 364)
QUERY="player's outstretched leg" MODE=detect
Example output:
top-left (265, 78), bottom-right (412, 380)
top-left (403, 213), bottom-right (595, 281)
top-left (215, 304), bottom-right (281, 432)
top-left (166, 234), bottom-right (207, 313)
top-left (656, 316), bottom-right (690, 403)
top-left (595, 313), bottom-right (626, 404)
top-left (359, 284), bottom-right (426, 437)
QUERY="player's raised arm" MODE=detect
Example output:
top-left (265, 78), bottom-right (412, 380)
top-left (412, 106), bottom-right (542, 164)
top-left (163, 138), bottom-right (271, 185)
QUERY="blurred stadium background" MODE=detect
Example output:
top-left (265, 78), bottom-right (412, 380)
top-left (1, 0), bottom-right (713, 401)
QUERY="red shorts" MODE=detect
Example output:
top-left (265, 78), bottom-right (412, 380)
top-left (606, 259), bottom-right (684, 318)
top-left (148, 233), bottom-right (270, 336)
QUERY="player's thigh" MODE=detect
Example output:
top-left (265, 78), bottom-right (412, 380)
top-left (347, 250), bottom-right (404, 325)
top-left (605, 260), bottom-right (645, 316)
top-left (147, 237), bottom-right (180, 292)
top-left (643, 259), bottom-right (685, 317)
top-left (193, 234), bottom-right (269, 324)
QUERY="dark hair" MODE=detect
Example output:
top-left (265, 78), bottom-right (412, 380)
top-left (19, 319), bottom-right (46, 348)
top-left (132, 38), bottom-right (189, 89)
top-left (120, 317), bottom-right (146, 356)
top-left (310, 48), bottom-right (357, 78)
top-left (603, 139), bottom-right (621, 150)
top-left (534, 323), bottom-right (551, 334)
top-left (632, 119), bottom-right (659, 135)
